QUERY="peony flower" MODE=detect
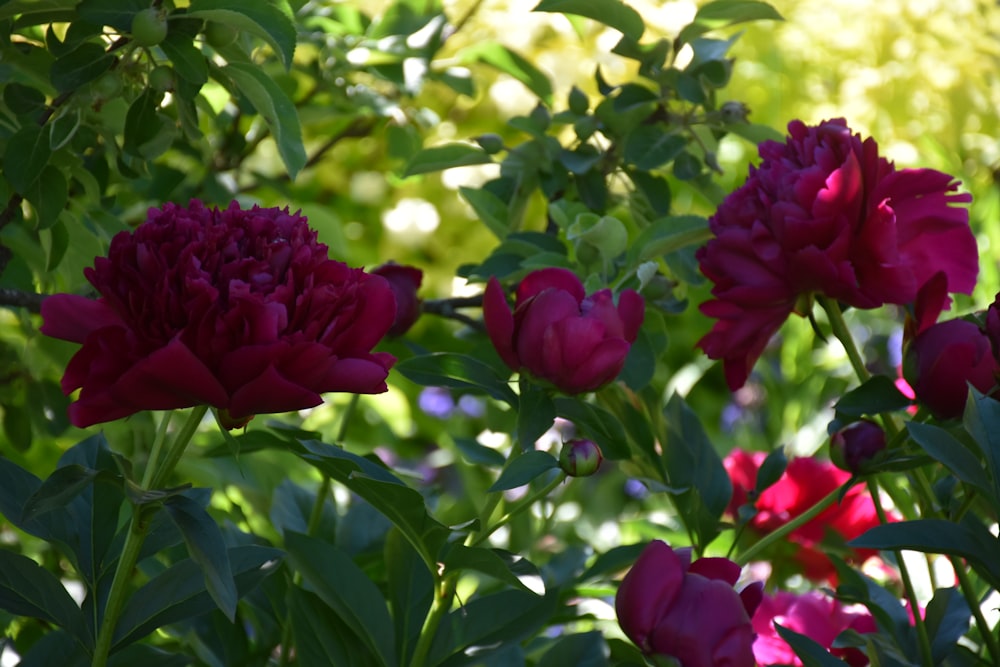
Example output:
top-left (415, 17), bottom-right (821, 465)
top-left (830, 419), bottom-right (886, 473)
top-left (725, 450), bottom-right (882, 581)
top-left (371, 262), bottom-right (423, 336)
top-left (903, 273), bottom-right (998, 419)
top-left (41, 200), bottom-right (396, 428)
top-left (752, 590), bottom-right (876, 666)
top-left (483, 267), bottom-right (644, 394)
top-left (557, 438), bottom-right (603, 477)
top-left (698, 118), bottom-right (977, 390)
top-left (615, 540), bottom-right (762, 666)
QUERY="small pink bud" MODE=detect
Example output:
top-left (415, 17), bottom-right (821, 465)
top-left (559, 438), bottom-right (603, 477)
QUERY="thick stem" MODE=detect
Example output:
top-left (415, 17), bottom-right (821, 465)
top-left (91, 405), bottom-right (207, 667)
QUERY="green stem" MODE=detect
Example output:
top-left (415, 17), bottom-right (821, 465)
top-left (409, 573), bottom-right (458, 667)
top-left (952, 555), bottom-right (1000, 663)
top-left (867, 479), bottom-right (934, 667)
top-left (734, 484), bottom-right (842, 567)
top-left (141, 411), bottom-right (173, 488)
top-left (470, 472), bottom-right (566, 547)
top-left (91, 405), bottom-right (207, 667)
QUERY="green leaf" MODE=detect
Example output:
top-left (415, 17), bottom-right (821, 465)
top-left (963, 388), bottom-right (1000, 505)
top-left (50, 42), bottom-right (113, 92)
top-left (395, 353), bottom-right (518, 406)
top-left (113, 545), bottom-right (283, 649)
top-left (403, 142), bottom-right (493, 177)
top-left (77, 0), bottom-right (148, 31)
top-left (15, 630), bottom-right (89, 667)
top-left (488, 450), bottom-right (558, 492)
top-left (269, 478), bottom-right (337, 539)
top-left (223, 62), bottom-right (306, 178)
top-left (623, 127), bottom-right (687, 170)
top-left (2, 404), bottom-right (32, 451)
top-left (0, 550), bottom-right (88, 646)
top-left (165, 494), bottom-right (238, 621)
top-left (288, 588), bottom-right (379, 667)
top-left (533, 0), bottom-right (645, 41)
top-left (26, 165), bottom-right (68, 230)
top-left (4, 126), bottom-right (52, 194)
top-left (460, 42), bottom-right (553, 105)
top-left (626, 215), bottom-right (711, 264)
top-left (452, 436), bottom-right (506, 467)
top-left (923, 587), bottom-right (970, 664)
top-left (726, 121), bottom-right (785, 144)
top-left (834, 375), bottom-right (913, 417)
top-left (774, 623), bottom-right (849, 667)
top-left (554, 398), bottom-right (628, 459)
top-left (385, 528), bottom-right (434, 665)
top-left (754, 446), bottom-right (787, 494)
top-left (4, 83), bottom-right (46, 116)
top-left (579, 543), bottom-right (647, 581)
top-left (629, 170), bottom-right (671, 217)
top-left (285, 532), bottom-right (397, 667)
top-left (160, 33), bottom-right (209, 86)
top-left (443, 544), bottom-right (542, 594)
top-left (538, 631), bottom-right (609, 667)
top-left (188, 0), bottom-right (297, 69)
top-left (49, 108), bottom-right (81, 150)
top-left (0, 0), bottom-right (77, 20)
top-left (678, 0), bottom-right (783, 45)
top-left (459, 186), bottom-right (509, 239)
top-left (517, 380), bottom-right (556, 449)
top-left (123, 89), bottom-right (166, 157)
top-left (21, 464), bottom-right (104, 521)
top-left (907, 422), bottom-right (994, 502)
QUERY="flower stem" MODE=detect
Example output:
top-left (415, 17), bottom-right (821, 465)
top-left (952, 555), bottom-right (1000, 663)
top-left (91, 405), bottom-right (207, 667)
top-left (734, 484), bottom-right (842, 567)
top-left (470, 472), bottom-right (566, 547)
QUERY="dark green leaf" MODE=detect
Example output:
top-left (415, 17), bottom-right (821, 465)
top-left (2, 404), bottom-right (32, 451)
top-left (285, 532), bottom-right (397, 667)
top-left (223, 62), bottom-right (306, 178)
top-left (21, 464), bottom-right (104, 521)
top-left (50, 42), bottom-right (113, 92)
top-left (403, 143), bottom-right (493, 177)
top-left (288, 588), bottom-right (378, 667)
top-left (269, 478), bottom-right (337, 539)
top-left (517, 380), bottom-right (556, 449)
top-left (533, 0), bottom-right (644, 41)
top-left (623, 127), bottom-right (687, 170)
top-left (160, 34), bottom-right (209, 86)
top-left (0, 550), bottom-right (88, 646)
top-left (626, 215), bottom-right (710, 264)
top-left (188, 0), bottom-right (297, 69)
top-left (165, 494), bottom-right (238, 621)
top-left (78, 0), bottom-right (148, 31)
top-left (113, 545), bottom-right (283, 649)
top-left (396, 353), bottom-right (518, 406)
top-left (460, 42), bottom-right (553, 105)
top-left (26, 165), bottom-right (68, 230)
top-left (834, 375), bottom-right (913, 417)
top-left (537, 631), bottom-right (609, 667)
top-left (775, 623), bottom-right (849, 667)
top-left (4, 126), bottom-right (52, 194)
top-left (672, 151), bottom-right (701, 179)
top-left (452, 436), bottom-right (506, 467)
top-left (489, 451), bottom-right (559, 492)
top-left (443, 544), bottom-right (542, 594)
top-left (385, 528), bottom-right (434, 665)
top-left (459, 186), bottom-right (509, 239)
top-left (923, 587), bottom-right (970, 664)
top-left (123, 89), bottom-right (168, 158)
top-left (49, 107), bottom-right (81, 150)
top-left (579, 543), bottom-right (647, 581)
top-left (554, 398), bottom-right (628, 459)
top-left (907, 422), bottom-right (994, 502)
top-left (629, 170), bottom-right (671, 217)
top-left (4, 83), bottom-right (46, 115)
top-left (726, 121), bottom-right (785, 144)
top-left (964, 388), bottom-right (1000, 505)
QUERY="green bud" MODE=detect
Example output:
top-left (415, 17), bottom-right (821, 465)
top-left (558, 439), bottom-right (603, 477)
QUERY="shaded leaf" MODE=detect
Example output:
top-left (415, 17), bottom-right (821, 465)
top-left (50, 42), bottom-right (112, 92)
top-left (626, 215), bottom-right (710, 264)
top-left (907, 422), bottom-right (994, 502)
top-left (4, 126), bottom-right (52, 194)
top-left (537, 631), bottom-right (609, 667)
top-left (443, 544), bottom-right (542, 594)
top-left (834, 375), bottom-right (913, 417)
top-left (554, 398), bottom-right (628, 460)
top-left (775, 623), bottom-right (849, 667)
top-left (396, 353), bottom-right (518, 406)
top-left (488, 450), bottom-right (558, 492)
top-left (188, 0), bottom-right (297, 68)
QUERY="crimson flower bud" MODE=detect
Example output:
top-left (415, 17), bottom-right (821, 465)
top-left (558, 438), bottom-right (602, 477)
top-left (371, 262), bottom-right (423, 336)
top-left (830, 419), bottom-right (886, 473)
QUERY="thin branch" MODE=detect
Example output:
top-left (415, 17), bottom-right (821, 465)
top-left (0, 288), bottom-right (46, 313)
top-left (422, 294), bottom-right (484, 331)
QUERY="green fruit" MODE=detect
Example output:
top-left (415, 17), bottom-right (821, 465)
top-left (205, 21), bottom-right (238, 49)
top-left (131, 8), bottom-right (168, 47)
top-left (148, 65), bottom-right (174, 92)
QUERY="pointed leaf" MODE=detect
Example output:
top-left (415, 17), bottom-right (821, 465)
top-left (223, 63), bottom-right (306, 178)
top-left (188, 0), bottom-right (296, 68)
top-left (460, 42), bottom-right (552, 104)
top-left (288, 588), bottom-right (379, 667)
top-left (404, 142), bottom-right (493, 177)
top-left (554, 397), bottom-right (628, 459)
top-left (678, 0), bottom-right (783, 44)
top-left (50, 42), bottom-right (113, 92)
top-left (538, 631), bottom-right (609, 667)
top-left (285, 532), bottom-right (397, 667)
top-left (488, 450), bottom-right (558, 492)
top-left (626, 215), bottom-right (710, 264)
top-left (21, 464), bottom-right (104, 521)
top-left (532, 0), bottom-right (644, 41)
top-left (395, 353), bottom-right (518, 406)
top-left (165, 494), bottom-right (238, 621)
top-left (269, 478), bottom-right (337, 539)
top-left (623, 127), bottom-right (686, 170)
top-left (459, 186), bottom-right (509, 238)
top-left (4, 126), bottom-right (52, 194)
top-left (963, 388), bottom-right (1000, 505)
top-left (775, 623), bottom-right (849, 667)
top-left (443, 544), bottom-right (542, 594)
top-left (835, 375), bottom-right (913, 417)
top-left (385, 528), bottom-right (434, 665)
top-left (517, 380), bottom-right (556, 449)
top-left (0, 550), bottom-right (88, 645)
top-left (907, 422), bottom-right (994, 502)
top-left (923, 587), bottom-right (970, 664)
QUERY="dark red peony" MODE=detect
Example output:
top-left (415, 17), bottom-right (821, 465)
top-left (41, 200), bottom-right (397, 428)
top-left (371, 262), bottom-right (423, 336)
top-left (616, 540), bottom-right (762, 667)
top-left (698, 118), bottom-right (977, 390)
top-left (483, 268), bottom-right (644, 394)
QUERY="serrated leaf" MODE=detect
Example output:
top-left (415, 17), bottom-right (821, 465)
top-left (285, 532), bottom-right (397, 667)
top-left (403, 143), bottom-right (493, 177)
top-left (223, 62), bottom-right (306, 178)
top-left (188, 0), bottom-right (297, 69)
top-left (533, 0), bottom-right (644, 41)
top-left (165, 494), bottom-right (237, 621)
top-left (488, 450), bottom-right (558, 491)
top-left (395, 353), bottom-right (518, 406)
top-left (4, 126), bottom-right (52, 194)
top-left (460, 42), bottom-right (552, 105)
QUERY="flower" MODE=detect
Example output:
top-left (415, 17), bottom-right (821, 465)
top-left (41, 200), bottom-right (396, 428)
top-left (371, 262), bottom-right (423, 336)
top-left (830, 419), bottom-right (886, 473)
top-left (615, 540), bottom-right (762, 666)
top-left (482, 268), bottom-right (644, 394)
top-left (697, 118), bottom-right (977, 390)
top-left (903, 274), bottom-right (999, 419)
top-left (725, 450), bottom-right (882, 581)
top-left (752, 590), bottom-right (876, 666)
top-left (558, 438), bottom-right (603, 476)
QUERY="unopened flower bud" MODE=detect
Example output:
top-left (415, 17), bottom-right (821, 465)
top-left (559, 438), bottom-right (603, 477)
top-left (830, 419), bottom-right (886, 473)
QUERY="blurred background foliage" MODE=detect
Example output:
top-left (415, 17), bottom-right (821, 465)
top-left (2, 0), bottom-right (1000, 660)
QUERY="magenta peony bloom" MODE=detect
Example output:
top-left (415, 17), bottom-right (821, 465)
top-left (41, 200), bottom-right (397, 428)
top-left (616, 540), bottom-right (761, 666)
top-left (483, 267), bottom-right (644, 394)
top-left (752, 590), bottom-right (876, 666)
top-left (725, 450), bottom-right (882, 581)
top-left (698, 118), bottom-right (977, 390)
top-left (371, 262), bottom-right (424, 336)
